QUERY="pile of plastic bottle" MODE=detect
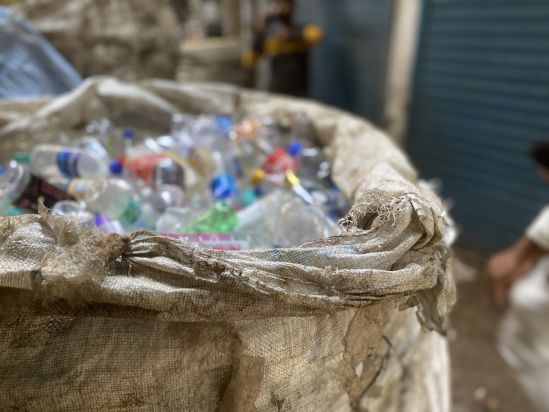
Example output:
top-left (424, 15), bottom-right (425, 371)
top-left (0, 113), bottom-right (349, 250)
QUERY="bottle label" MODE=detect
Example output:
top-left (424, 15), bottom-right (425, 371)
top-left (263, 149), bottom-right (297, 174)
top-left (57, 150), bottom-right (81, 177)
top-left (119, 198), bottom-right (141, 225)
top-left (126, 154), bottom-right (165, 183)
top-left (160, 233), bottom-right (249, 251)
top-left (15, 174), bottom-right (75, 211)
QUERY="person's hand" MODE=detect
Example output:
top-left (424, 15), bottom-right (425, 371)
top-left (486, 244), bottom-right (537, 305)
top-left (487, 249), bottom-right (520, 305)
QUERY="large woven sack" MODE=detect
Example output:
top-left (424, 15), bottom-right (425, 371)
top-left (0, 78), bottom-right (455, 411)
top-left (19, 0), bottom-right (181, 81)
top-left (178, 37), bottom-right (244, 86)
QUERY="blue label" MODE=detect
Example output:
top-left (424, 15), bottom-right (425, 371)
top-left (57, 150), bottom-right (81, 177)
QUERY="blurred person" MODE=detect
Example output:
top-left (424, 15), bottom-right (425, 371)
top-left (243, 0), bottom-right (323, 97)
top-left (487, 142), bottom-right (549, 411)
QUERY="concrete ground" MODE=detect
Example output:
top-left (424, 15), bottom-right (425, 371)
top-left (450, 249), bottom-right (536, 412)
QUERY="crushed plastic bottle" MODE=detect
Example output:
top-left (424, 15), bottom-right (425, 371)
top-left (67, 177), bottom-right (141, 225)
top-left (51, 200), bottom-right (94, 225)
top-left (235, 189), bottom-right (338, 248)
top-left (156, 206), bottom-right (201, 233)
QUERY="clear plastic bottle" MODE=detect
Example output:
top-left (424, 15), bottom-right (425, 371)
top-left (153, 158), bottom-right (185, 188)
top-left (67, 177), bottom-right (141, 225)
top-left (30, 144), bottom-right (110, 178)
top-left (234, 189), bottom-right (337, 248)
top-left (151, 184), bottom-right (186, 213)
top-left (94, 213), bottom-right (125, 234)
top-left (51, 200), bottom-right (94, 225)
top-left (166, 114), bottom-right (199, 159)
top-left (144, 157), bottom-right (188, 214)
top-left (127, 201), bottom-right (159, 231)
top-left (193, 115), bottom-right (234, 151)
top-left (81, 137), bottom-right (110, 164)
top-left (156, 206), bottom-right (202, 233)
top-left (287, 139), bottom-right (331, 186)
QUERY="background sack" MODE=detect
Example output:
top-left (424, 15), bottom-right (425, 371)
top-left (19, 0), bottom-right (180, 81)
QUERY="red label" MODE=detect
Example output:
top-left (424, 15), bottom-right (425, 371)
top-left (263, 148), bottom-right (297, 174)
top-left (16, 175), bottom-right (75, 211)
top-left (126, 154), bottom-right (165, 183)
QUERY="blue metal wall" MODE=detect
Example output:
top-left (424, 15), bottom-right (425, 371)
top-left (295, 0), bottom-right (392, 124)
top-left (407, 0), bottom-right (549, 253)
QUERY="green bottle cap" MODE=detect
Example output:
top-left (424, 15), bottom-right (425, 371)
top-left (14, 151), bottom-right (30, 164)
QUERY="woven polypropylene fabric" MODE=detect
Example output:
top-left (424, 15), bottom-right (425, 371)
top-left (0, 79), bottom-right (455, 411)
top-left (19, 0), bottom-right (180, 81)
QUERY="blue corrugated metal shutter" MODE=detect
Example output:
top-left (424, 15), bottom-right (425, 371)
top-left (295, 0), bottom-right (392, 124)
top-left (407, 0), bottom-right (549, 253)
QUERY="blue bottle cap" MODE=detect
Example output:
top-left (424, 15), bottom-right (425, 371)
top-left (211, 173), bottom-right (237, 200)
top-left (123, 128), bottom-right (136, 140)
top-left (215, 116), bottom-right (234, 133)
top-left (0, 166), bottom-right (5, 175)
top-left (109, 159), bottom-right (123, 175)
top-left (287, 141), bottom-right (304, 157)
top-left (288, 140), bottom-right (303, 157)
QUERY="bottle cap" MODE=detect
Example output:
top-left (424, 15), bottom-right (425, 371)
top-left (6, 205), bottom-right (24, 216)
top-left (13, 151), bottom-right (30, 164)
top-left (215, 116), bottom-right (234, 133)
top-left (109, 159), bottom-right (123, 175)
top-left (250, 169), bottom-right (266, 186)
top-left (240, 188), bottom-right (258, 207)
top-left (95, 213), bottom-right (110, 227)
top-left (0, 166), bottom-right (5, 175)
top-left (123, 128), bottom-right (136, 140)
top-left (211, 173), bottom-right (237, 200)
top-left (287, 141), bottom-right (303, 157)
top-left (284, 170), bottom-right (301, 188)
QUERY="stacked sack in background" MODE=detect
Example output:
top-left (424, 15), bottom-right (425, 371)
top-left (19, 0), bottom-right (181, 80)
top-left (0, 78), bottom-right (455, 411)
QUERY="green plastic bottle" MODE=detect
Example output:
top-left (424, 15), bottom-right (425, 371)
top-left (185, 201), bottom-right (237, 233)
